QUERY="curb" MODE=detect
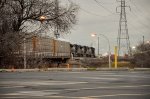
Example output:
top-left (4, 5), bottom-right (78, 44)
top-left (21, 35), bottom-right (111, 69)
top-left (96, 68), bottom-right (129, 71)
top-left (0, 68), bottom-right (150, 72)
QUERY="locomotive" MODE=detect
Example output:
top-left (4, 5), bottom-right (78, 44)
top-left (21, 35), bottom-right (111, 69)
top-left (70, 44), bottom-right (95, 58)
top-left (16, 36), bottom-right (95, 68)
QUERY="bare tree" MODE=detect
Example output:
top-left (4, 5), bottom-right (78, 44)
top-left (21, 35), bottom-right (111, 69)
top-left (0, 0), bottom-right (6, 9)
top-left (2, 0), bottom-right (79, 33)
top-left (0, 0), bottom-right (79, 68)
top-left (132, 42), bottom-right (150, 68)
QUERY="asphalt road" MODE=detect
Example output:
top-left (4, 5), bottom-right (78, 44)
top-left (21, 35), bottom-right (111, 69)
top-left (0, 71), bottom-right (150, 99)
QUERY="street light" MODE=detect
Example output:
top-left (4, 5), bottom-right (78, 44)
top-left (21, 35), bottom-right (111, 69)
top-left (39, 15), bottom-right (46, 23)
top-left (146, 40), bottom-right (150, 44)
top-left (132, 46), bottom-right (136, 49)
top-left (91, 33), bottom-right (111, 68)
top-left (131, 46), bottom-right (136, 55)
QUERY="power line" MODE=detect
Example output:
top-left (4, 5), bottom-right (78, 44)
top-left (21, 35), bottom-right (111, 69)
top-left (80, 8), bottom-right (105, 17)
top-left (129, 0), bottom-right (150, 14)
top-left (129, 0), bottom-right (142, 13)
top-left (127, 22), bottom-right (147, 45)
top-left (93, 0), bottom-right (114, 14)
top-left (128, 0), bottom-right (150, 29)
top-left (94, 0), bottom-right (116, 4)
top-left (80, 7), bottom-right (117, 17)
top-left (128, 11), bottom-right (150, 29)
top-left (128, 22), bottom-right (148, 35)
top-left (119, 1), bottom-right (150, 31)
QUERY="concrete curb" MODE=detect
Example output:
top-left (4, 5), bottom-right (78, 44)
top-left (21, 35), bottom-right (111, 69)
top-left (0, 69), bottom-right (40, 72)
top-left (0, 68), bottom-right (150, 72)
top-left (0, 68), bottom-right (88, 72)
top-left (133, 68), bottom-right (150, 71)
top-left (47, 68), bottom-right (87, 71)
top-left (96, 68), bottom-right (129, 71)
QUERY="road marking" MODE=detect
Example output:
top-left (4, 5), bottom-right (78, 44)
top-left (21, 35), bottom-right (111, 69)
top-left (1, 86), bottom-right (150, 98)
top-left (0, 85), bottom-right (25, 88)
top-left (0, 97), bottom-right (25, 98)
top-left (0, 91), bottom-right (59, 96)
top-left (65, 84), bottom-right (150, 91)
top-left (45, 96), bottom-right (96, 99)
top-left (99, 74), bottom-right (150, 78)
top-left (0, 81), bottom-right (88, 86)
top-left (68, 72), bottom-right (84, 73)
top-left (89, 93), bottom-right (150, 98)
top-left (79, 77), bottom-right (118, 80)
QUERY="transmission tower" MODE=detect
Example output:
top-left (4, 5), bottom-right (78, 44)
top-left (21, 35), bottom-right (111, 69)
top-left (116, 0), bottom-right (131, 56)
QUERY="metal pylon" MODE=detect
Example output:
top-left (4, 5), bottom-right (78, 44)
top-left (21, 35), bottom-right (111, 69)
top-left (116, 0), bottom-right (131, 56)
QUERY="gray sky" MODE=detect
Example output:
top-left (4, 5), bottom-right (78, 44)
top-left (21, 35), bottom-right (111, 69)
top-left (62, 0), bottom-right (150, 55)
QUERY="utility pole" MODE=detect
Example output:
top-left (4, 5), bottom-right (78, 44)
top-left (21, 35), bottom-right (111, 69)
top-left (143, 36), bottom-right (144, 44)
top-left (54, 0), bottom-right (60, 39)
top-left (91, 33), bottom-right (111, 68)
top-left (98, 36), bottom-right (99, 57)
top-left (23, 38), bottom-right (27, 69)
top-left (142, 35), bottom-right (144, 67)
top-left (116, 0), bottom-right (131, 56)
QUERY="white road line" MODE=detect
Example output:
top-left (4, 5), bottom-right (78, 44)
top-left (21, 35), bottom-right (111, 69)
top-left (89, 93), bottom-right (150, 98)
top-left (0, 81), bottom-right (88, 86)
top-left (99, 74), bottom-right (150, 78)
top-left (65, 85), bottom-right (150, 91)
top-left (1, 91), bottom-right (150, 99)
top-left (68, 72), bottom-right (84, 73)
top-left (34, 93), bottom-right (150, 99)
top-left (79, 77), bottom-right (118, 80)
top-left (1, 91), bottom-right (59, 96)
top-left (0, 86), bottom-right (25, 88)
top-left (45, 96), bottom-right (95, 99)
top-left (0, 97), bottom-right (26, 99)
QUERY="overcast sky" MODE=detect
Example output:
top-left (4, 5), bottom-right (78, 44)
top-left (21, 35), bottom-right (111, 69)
top-left (62, 0), bottom-right (150, 55)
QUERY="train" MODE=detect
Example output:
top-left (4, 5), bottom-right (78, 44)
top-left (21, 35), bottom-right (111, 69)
top-left (15, 36), bottom-right (95, 68)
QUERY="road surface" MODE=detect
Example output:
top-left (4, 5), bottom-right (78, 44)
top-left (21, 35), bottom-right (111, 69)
top-left (0, 71), bottom-right (150, 99)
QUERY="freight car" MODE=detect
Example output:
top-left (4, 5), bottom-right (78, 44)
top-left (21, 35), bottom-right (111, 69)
top-left (16, 36), bottom-right (70, 68)
top-left (16, 36), bottom-right (95, 68)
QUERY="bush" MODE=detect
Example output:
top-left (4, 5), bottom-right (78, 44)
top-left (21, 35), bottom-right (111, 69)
top-left (111, 61), bottom-right (135, 68)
